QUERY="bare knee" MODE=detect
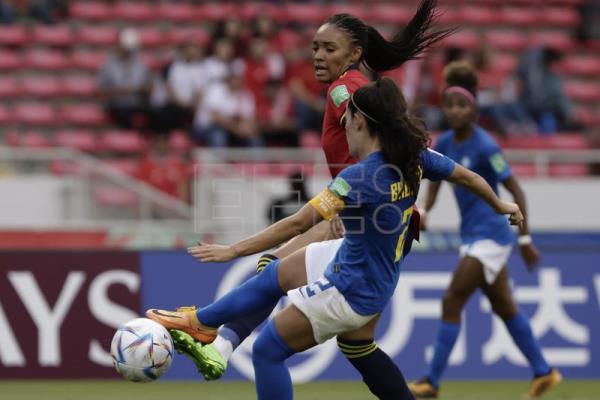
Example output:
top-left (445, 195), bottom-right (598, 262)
top-left (442, 291), bottom-right (466, 322)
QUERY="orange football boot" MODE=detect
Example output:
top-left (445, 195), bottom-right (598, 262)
top-left (146, 306), bottom-right (217, 344)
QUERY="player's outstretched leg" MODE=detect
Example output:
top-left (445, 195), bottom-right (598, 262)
top-left (147, 259), bottom-right (284, 344)
top-left (169, 329), bottom-right (227, 380)
top-left (198, 254), bottom-right (280, 379)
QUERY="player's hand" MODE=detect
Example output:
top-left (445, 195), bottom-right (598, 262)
top-left (520, 243), bottom-right (540, 271)
top-left (187, 242), bottom-right (237, 262)
top-left (328, 215), bottom-right (345, 239)
top-left (497, 201), bottom-right (523, 226)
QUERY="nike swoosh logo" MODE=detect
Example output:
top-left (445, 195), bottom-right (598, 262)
top-left (151, 309), bottom-right (183, 319)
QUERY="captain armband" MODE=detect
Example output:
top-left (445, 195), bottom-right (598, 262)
top-left (308, 188), bottom-right (345, 221)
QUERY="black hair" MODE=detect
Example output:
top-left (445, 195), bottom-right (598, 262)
top-left (443, 61), bottom-right (478, 96)
top-left (326, 0), bottom-right (453, 73)
top-left (348, 77), bottom-right (429, 196)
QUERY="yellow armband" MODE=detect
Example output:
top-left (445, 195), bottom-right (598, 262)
top-left (309, 188), bottom-right (345, 221)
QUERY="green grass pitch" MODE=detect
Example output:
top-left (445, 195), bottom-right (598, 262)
top-left (2, 380), bottom-right (599, 400)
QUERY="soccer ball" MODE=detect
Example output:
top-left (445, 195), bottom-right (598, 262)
top-left (110, 318), bottom-right (174, 382)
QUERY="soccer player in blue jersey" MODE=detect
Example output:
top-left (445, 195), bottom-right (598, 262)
top-left (147, 78), bottom-right (523, 400)
top-left (408, 62), bottom-right (562, 399)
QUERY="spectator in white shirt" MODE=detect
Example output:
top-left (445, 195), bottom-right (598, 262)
top-left (203, 38), bottom-right (245, 85)
top-left (192, 70), bottom-right (262, 147)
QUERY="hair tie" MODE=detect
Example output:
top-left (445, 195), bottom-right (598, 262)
top-left (350, 93), bottom-right (380, 124)
top-left (444, 86), bottom-right (476, 105)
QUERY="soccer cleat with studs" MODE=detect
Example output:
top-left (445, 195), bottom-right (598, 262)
top-left (169, 329), bottom-right (227, 381)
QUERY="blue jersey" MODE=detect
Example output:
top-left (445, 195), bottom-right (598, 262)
top-left (435, 126), bottom-right (514, 245)
top-left (320, 149), bottom-right (455, 316)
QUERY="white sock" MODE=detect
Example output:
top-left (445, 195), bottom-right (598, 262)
top-left (212, 335), bottom-right (234, 361)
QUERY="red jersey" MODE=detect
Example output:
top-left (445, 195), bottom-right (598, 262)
top-left (322, 68), bottom-right (369, 178)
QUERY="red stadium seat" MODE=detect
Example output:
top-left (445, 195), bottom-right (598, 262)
top-left (15, 103), bottom-right (57, 125)
top-left (60, 104), bottom-right (108, 126)
top-left (458, 6), bottom-right (499, 26)
top-left (8, 130), bottom-right (52, 148)
top-left (24, 49), bottom-right (69, 71)
top-left (157, 3), bottom-right (197, 22)
top-left (282, 3), bottom-right (328, 23)
top-left (103, 158), bottom-right (141, 176)
top-left (93, 186), bottom-right (139, 206)
top-left (529, 31), bottom-right (574, 51)
top-left (328, 4), bottom-right (370, 21)
top-left (500, 7), bottom-right (537, 26)
top-left (55, 130), bottom-right (98, 152)
top-left (50, 160), bottom-right (85, 176)
top-left (499, 134), bottom-right (589, 150)
top-left (485, 31), bottom-right (529, 51)
top-left (78, 25), bottom-right (118, 46)
top-left (113, 2), bottom-right (155, 21)
top-left (369, 4), bottom-right (412, 24)
top-left (300, 130), bottom-right (321, 149)
top-left (549, 164), bottom-right (589, 177)
top-left (238, 2), bottom-right (283, 20)
top-left (21, 76), bottom-right (64, 97)
top-left (100, 130), bottom-right (148, 153)
top-left (440, 31), bottom-right (481, 50)
top-left (0, 51), bottom-right (22, 70)
top-left (560, 56), bottom-right (600, 76)
top-left (542, 7), bottom-right (580, 27)
top-left (70, 2), bottom-right (112, 21)
top-left (564, 82), bottom-right (600, 102)
top-left (0, 78), bottom-right (18, 98)
top-left (0, 104), bottom-right (12, 124)
top-left (0, 25), bottom-right (28, 46)
top-left (437, 8), bottom-right (461, 25)
top-left (493, 53), bottom-right (518, 75)
top-left (511, 163), bottom-right (537, 177)
top-left (63, 76), bottom-right (97, 97)
top-left (138, 27), bottom-right (168, 47)
top-left (195, 3), bottom-right (235, 21)
top-left (70, 50), bottom-right (108, 71)
top-left (168, 28), bottom-right (211, 47)
top-left (31, 25), bottom-right (74, 47)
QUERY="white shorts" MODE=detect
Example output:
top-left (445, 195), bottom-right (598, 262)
top-left (304, 238), bottom-right (343, 283)
top-left (459, 239), bottom-right (513, 284)
top-left (288, 276), bottom-right (375, 344)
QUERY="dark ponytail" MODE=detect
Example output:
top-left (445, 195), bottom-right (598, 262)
top-left (349, 78), bottom-right (429, 196)
top-left (327, 0), bottom-right (454, 73)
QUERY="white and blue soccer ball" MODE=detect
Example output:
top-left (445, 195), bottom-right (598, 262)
top-left (110, 318), bottom-right (174, 382)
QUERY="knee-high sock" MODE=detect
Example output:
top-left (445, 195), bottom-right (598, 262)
top-left (197, 260), bottom-right (283, 328)
top-left (218, 254), bottom-right (280, 351)
top-left (505, 313), bottom-right (551, 377)
top-left (253, 320), bottom-right (295, 400)
top-left (338, 338), bottom-right (414, 400)
top-left (427, 321), bottom-right (460, 388)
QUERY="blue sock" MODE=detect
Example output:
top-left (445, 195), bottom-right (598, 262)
top-left (252, 320), bottom-right (295, 400)
top-left (505, 313), bottom-right (551, 377)
top-left (197, 260), bottom-right (283, 328)
top-left (427, 321), bottom-right (460, 388)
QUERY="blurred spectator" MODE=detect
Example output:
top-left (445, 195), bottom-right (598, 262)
top-left (212, 17), bottom-right (247, 57)
top-left (286, 46), bottom-right (325, 132)
top-left (244, 38), bottom-right (285, 108)
top-left (0, 0), bottom-right (66, 24)
top-left (29, 0), bottom-right (67, 24)
top-left (258, 79), bottom-right (298, 147)
top-left (192, 70), bottom-right (262, 147)
top-left (473, 46), bottom-right (537, 135)
top-left (266, 172), bottom-right (310, 223)
top-left (138, 136), bottom-right (189, 202)
top-left (203, 37), bottom-right (245, 84)
top-left (0, 1), bottom-right (16, 24)
top-left (516, 47), bottom-right (576, 133)
top-left (578, 0), bottom-right (600, 41)
top-left (97, 28), bottom-right (153, 130)
top-left (153, 40), bottom-right (207, 134)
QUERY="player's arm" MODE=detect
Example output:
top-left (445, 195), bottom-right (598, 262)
top-left (419, 181), bottom-right (441, 231)
top-left (446, 164), bottom-right (523, 225)
top-left (502, 175), bottom-right (540, 269)
top-left (189, 187), bottom-right (345, 262)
